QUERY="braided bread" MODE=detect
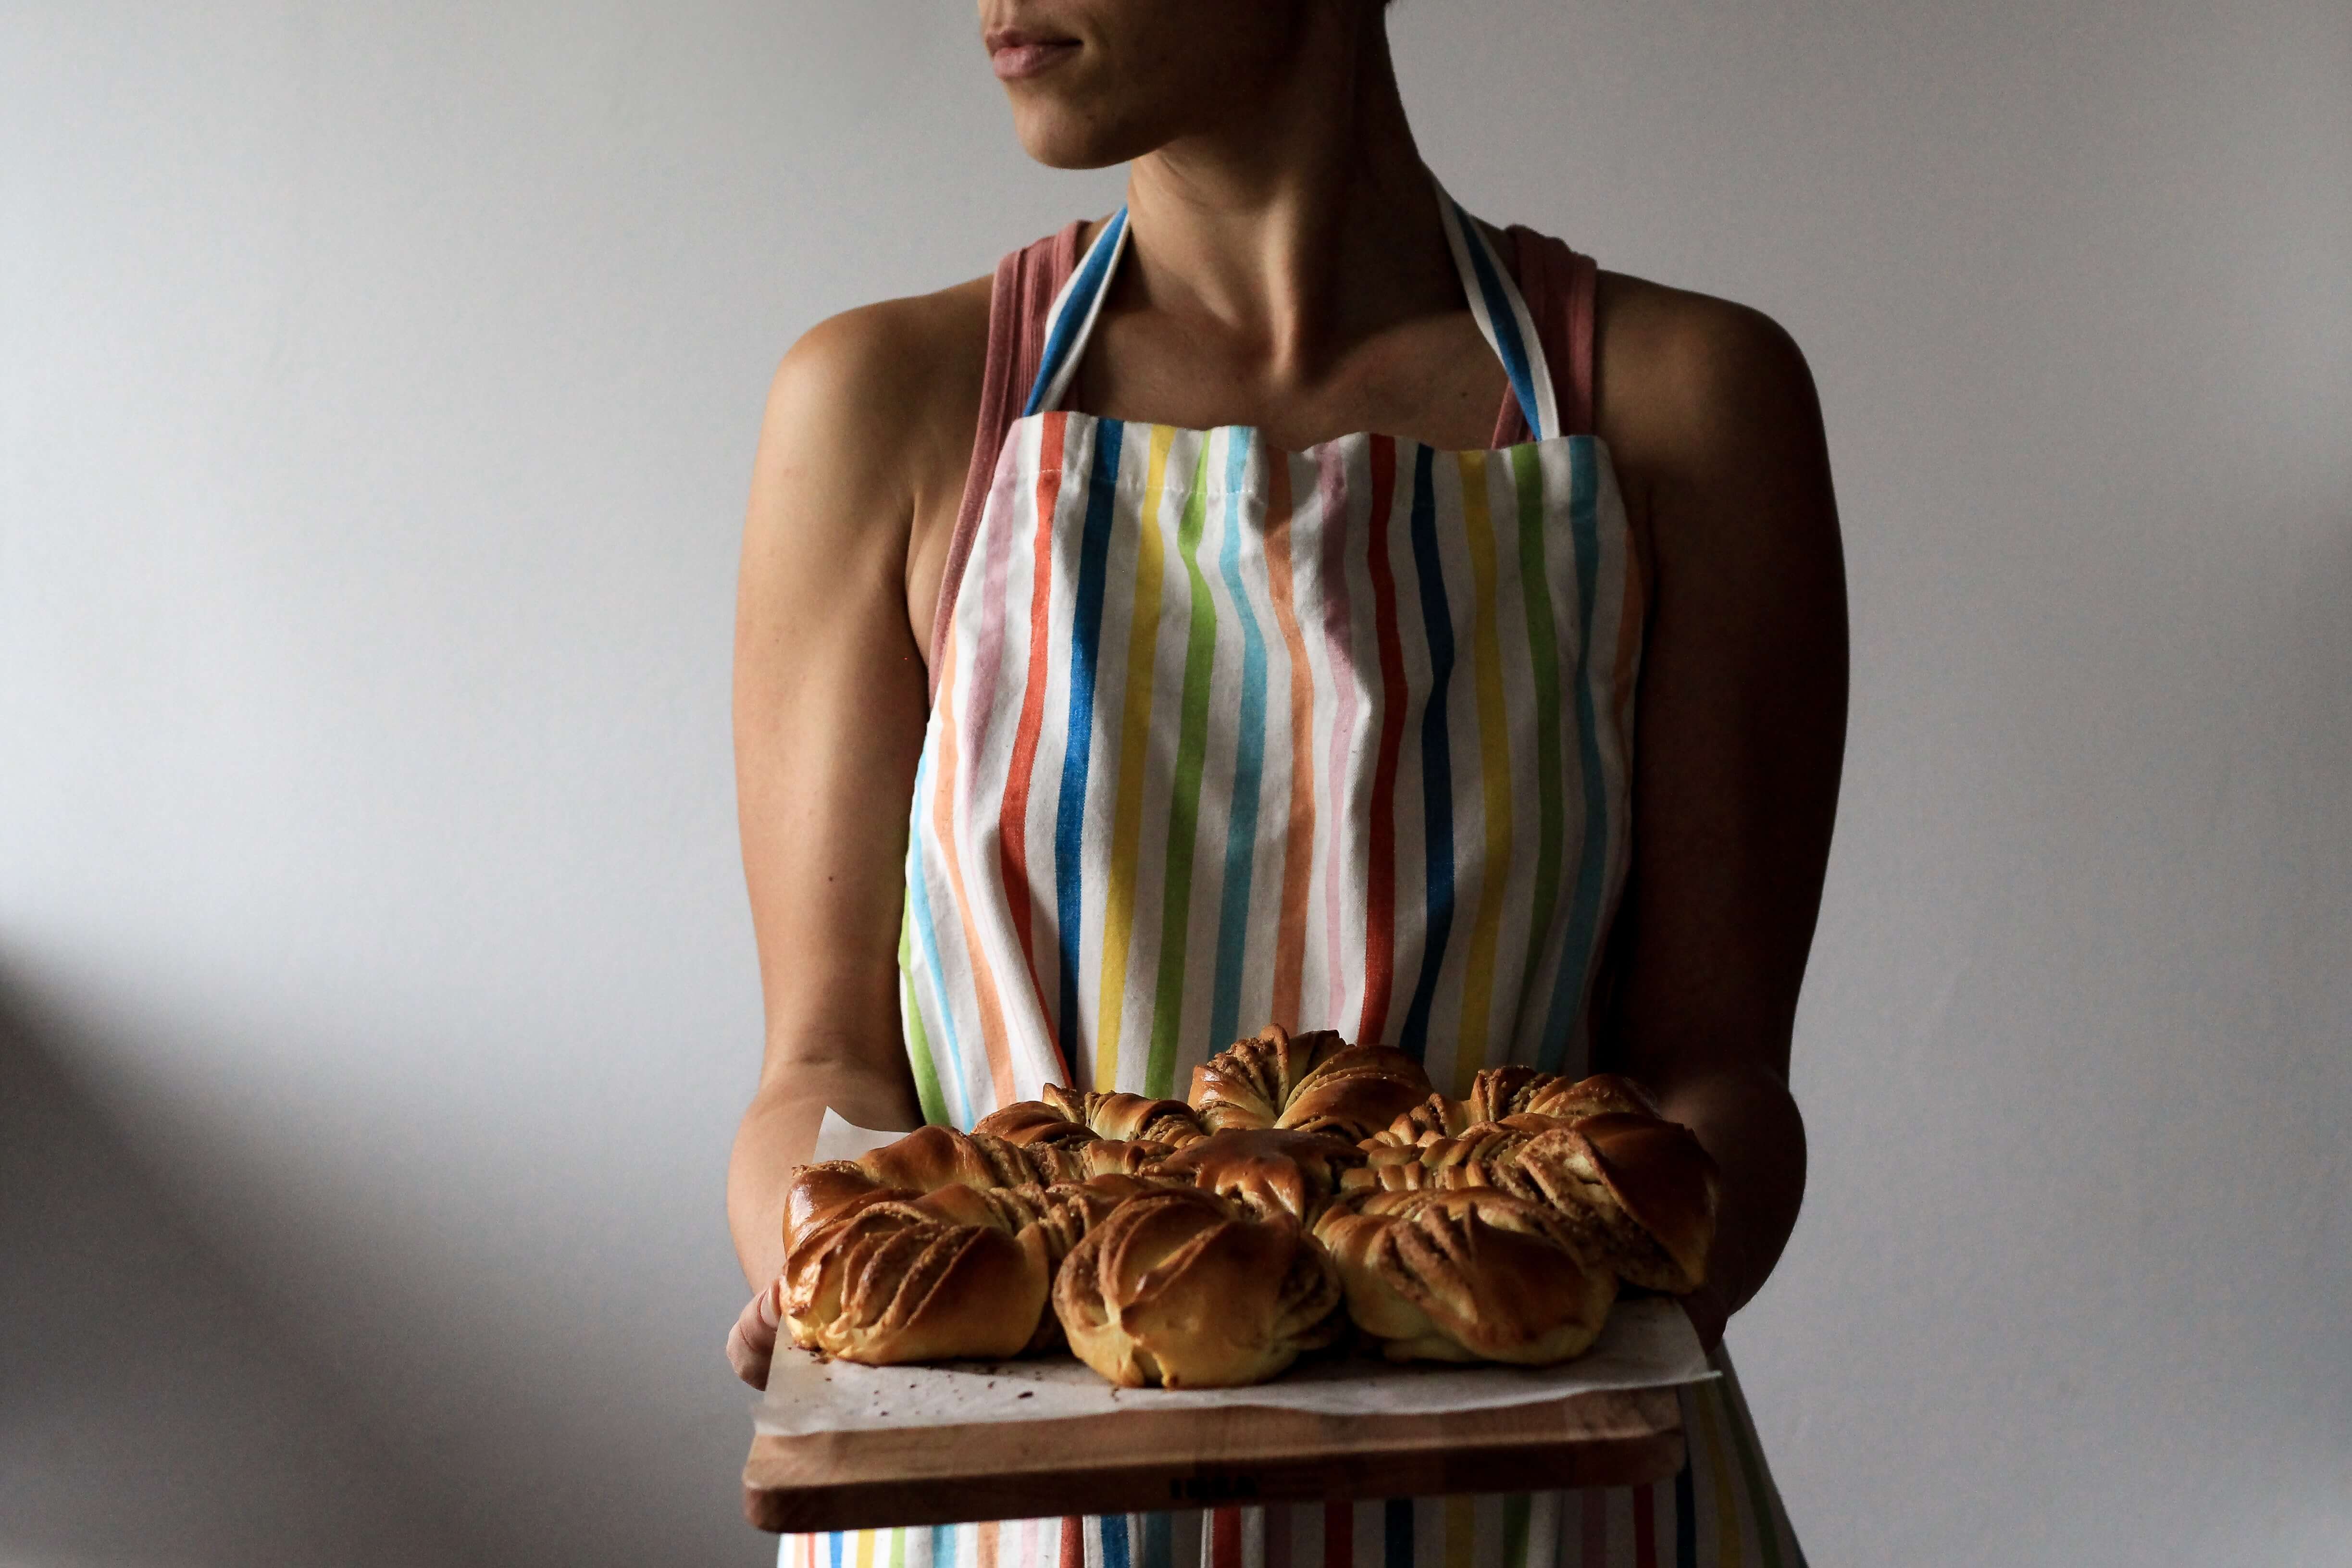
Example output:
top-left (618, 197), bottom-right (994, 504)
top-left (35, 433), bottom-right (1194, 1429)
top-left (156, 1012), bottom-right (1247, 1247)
top-left (771, 1055), bottom-right (1715, 1383)
top-left (1051, 1187), bottom-right (1343, 1388)
top-left (1150, 1126), bottom-right (1366, 1222)
top-left (1313, 1188), bottom-right (1617, 1364)
top-left (1541, 1113), bottom-right (1717, 1294)
top-left (970, 1101), bottom-right (1102, 1150)
top-left (782, 1160), bottom-right (896, 1252)
top-left (865, 1124), bottom-right (1048, 1189)
top-left (900, 1176), bottom-right (1147, 1257)
top-left (1523, 1074), bottom-right (1662, 1122)
top-left (784, 1200), bottom-right (1053, 1362)
top-left (784, 1179), bottom-right (1140, 1362)
top-left (783, 1124), bottom-right (1165, 1252)
top-left (779, 1126), bottom-right (1043, 1251)
top-left (1042, 1085), bottom-right (1209, 1147)
top-left (1348, 1115), bottom-right (1567, 1194)
top-left (1189, 1024), bottom-right (1437, 1141)
top-left (1344, 1113), bottom-right (1718, 1294)
top-left (1184, 1024), bottom-right (1342, 1129)
top-left (1371, 1070), bottom-right (1662, 1147)
top-left (1035, 1136), bottom-right (1174, 1183)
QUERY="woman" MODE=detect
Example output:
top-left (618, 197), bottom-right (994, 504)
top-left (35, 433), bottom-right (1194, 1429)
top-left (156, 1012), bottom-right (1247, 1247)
top-left (727, 2), bottom-right (1843, 1564)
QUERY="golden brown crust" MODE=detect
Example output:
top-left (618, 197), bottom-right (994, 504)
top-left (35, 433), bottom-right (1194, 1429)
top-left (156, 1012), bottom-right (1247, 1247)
top-left (1312, 1189), bottom-right (1617, 1364)
top-left (896, 1180), bottom-right (1126, 1259)
top-left (1275, 1043), bottom-right (1439, 1140)
top-left (783, 1171), bottom-right (1156, 1361)
top-left (1189, 1025), bottom-right (1435, 1140)
top-left (1042, 1085), bottom-right (1209, 1147)
top-left (781, 1161), bottom-right (894, 1251)
top-left (1344, 1121), bottom-right (1548, 1193)
top-left (1051, 1187), bottom-right (1342, 1388)
top-left (1465, 1066), bottom-right (1553, 1123)
top-left (782, 1122), bottom-right (1150, 1257)
top-left (1036, 1136), bottom-right (1176, 1183)
top-left (1150, 1127), bottom-right (1367, 1222)
top-left (1338, 1104), bottom-right (1718, 1294)
top-left (855, 1124), bottom-right (1047, 1193)
top-left (771, 1062), bottom-right (1699, 1380)
top-left (783, 1201), bottom-right (1054, 1362)
top-left (1561, 1112), bottom-right (1719, 1291)
top-left (1366, 1092), bottom-right (1475, 1147)
top-left (1455, 1126), bottom-right (1710, 1293)
top-left (972, 1101), bottom-right (1101, 1149)
top-left (1519, 1073), bottom-right (1662, 1123)
top-left (1187, 1024), bottom-right (1350, 1131)
top-left (1368, 1072), bottom-right (1661, 1148)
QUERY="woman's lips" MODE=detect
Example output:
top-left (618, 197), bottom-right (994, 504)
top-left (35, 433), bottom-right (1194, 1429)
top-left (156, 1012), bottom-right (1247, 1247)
top-left (988, 36), bottom-right (1079, 80)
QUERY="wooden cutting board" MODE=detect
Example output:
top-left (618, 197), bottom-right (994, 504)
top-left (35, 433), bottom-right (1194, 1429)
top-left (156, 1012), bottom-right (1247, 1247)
top-left (744, 1384), bottom-right (1684, 1533)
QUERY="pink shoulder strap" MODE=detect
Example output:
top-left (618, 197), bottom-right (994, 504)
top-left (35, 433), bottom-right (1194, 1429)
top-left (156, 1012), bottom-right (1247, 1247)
top-left (931, 221), bottom-right (1088, 690)
top-left (1489, 227), bottom-right (1599, 446)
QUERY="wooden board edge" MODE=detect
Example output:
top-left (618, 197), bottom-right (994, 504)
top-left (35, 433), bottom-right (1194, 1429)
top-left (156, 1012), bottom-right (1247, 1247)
top-left (744, 1388), bottom-right (1687, 1534)
top-left (747, 1388), bottom-right (1677, 1486)
top-left (745, 1428), bottom-right (1688, 1533)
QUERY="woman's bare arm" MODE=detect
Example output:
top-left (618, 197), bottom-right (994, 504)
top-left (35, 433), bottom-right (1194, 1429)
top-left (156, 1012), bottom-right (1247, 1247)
top-left (1596, 278), bottom-right (1848, 1347)
top-left (728, 306), bottom-right (933, 1302)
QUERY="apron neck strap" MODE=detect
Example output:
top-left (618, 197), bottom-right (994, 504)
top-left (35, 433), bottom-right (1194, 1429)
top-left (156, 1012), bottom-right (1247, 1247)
top-left (1023, 175), bottom-right (1559, 441)
top-left (1432, 178), bottom-right (1560, 443)
top-left (1023, 209), bottom-right (1130, 418)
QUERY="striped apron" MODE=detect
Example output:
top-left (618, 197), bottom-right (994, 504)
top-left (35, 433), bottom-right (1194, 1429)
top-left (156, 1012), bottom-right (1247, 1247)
top-left (786, 184), bottom-right (1806, 1568)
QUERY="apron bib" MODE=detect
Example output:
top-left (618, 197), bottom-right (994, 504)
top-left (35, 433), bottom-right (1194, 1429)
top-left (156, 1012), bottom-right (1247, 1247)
top-left (900, 182), bottom-right (1641, 1125)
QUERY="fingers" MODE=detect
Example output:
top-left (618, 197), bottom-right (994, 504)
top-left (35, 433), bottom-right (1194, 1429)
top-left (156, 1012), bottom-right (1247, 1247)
top-left (727, 1278), bottom-right (785, 1389)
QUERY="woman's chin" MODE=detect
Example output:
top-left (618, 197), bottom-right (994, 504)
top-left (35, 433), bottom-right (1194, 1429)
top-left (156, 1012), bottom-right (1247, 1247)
top-left (1009, 104), bottom-right (1160, 172)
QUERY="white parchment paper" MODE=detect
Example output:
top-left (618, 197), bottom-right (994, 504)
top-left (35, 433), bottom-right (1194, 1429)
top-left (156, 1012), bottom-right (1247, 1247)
top-left (754, 1298), bottom-right (1712, 1436)
top-left (812, 1108), bottom-right (915, 1161)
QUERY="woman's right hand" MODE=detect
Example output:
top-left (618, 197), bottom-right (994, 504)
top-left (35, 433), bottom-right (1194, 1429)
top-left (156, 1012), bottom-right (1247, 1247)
top-left (726, 1276), bottom-right (786, 1390)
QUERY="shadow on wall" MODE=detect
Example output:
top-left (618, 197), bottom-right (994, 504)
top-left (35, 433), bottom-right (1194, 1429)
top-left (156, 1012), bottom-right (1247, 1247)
top-left (0, 986), bottom-right (473, 1568)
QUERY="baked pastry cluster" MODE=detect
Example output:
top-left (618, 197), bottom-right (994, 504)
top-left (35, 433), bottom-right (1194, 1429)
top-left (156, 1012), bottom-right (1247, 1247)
top-left (779, 1025), bottom-right (1718, 1388)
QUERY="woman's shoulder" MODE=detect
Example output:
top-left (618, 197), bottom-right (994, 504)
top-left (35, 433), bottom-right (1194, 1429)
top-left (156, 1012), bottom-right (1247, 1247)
top-left (752, 272), bottom-right (996, 571)
top-left (767, 272), bottom-right (995, 468)
top-left (1586, 268), bottom-right (1839, 633)
top-left (775, 217), bottom-right (1097, 436)
top-left (1589, 270), bottom-right (1824, 484)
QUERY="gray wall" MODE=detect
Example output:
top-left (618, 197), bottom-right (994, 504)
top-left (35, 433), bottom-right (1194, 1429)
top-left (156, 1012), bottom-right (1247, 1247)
top-left (3, 2), bottom-right (2346, 1565)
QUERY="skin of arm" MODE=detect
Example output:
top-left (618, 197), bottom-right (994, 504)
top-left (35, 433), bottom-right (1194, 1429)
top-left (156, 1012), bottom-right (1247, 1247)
top-left (723, 288), bottom-right (987, 1385)
top-left (1591, 276), bottom-right (1848, 1349)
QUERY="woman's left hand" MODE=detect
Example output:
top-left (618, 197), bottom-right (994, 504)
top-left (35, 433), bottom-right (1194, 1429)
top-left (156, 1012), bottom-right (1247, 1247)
top-left (726, 1278), bottom-right (786, 1390)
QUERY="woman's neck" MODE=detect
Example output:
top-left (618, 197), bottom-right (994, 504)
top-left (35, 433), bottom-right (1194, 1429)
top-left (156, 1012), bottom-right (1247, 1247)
top-left (1116, 13), bottom-right (1456, 382)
